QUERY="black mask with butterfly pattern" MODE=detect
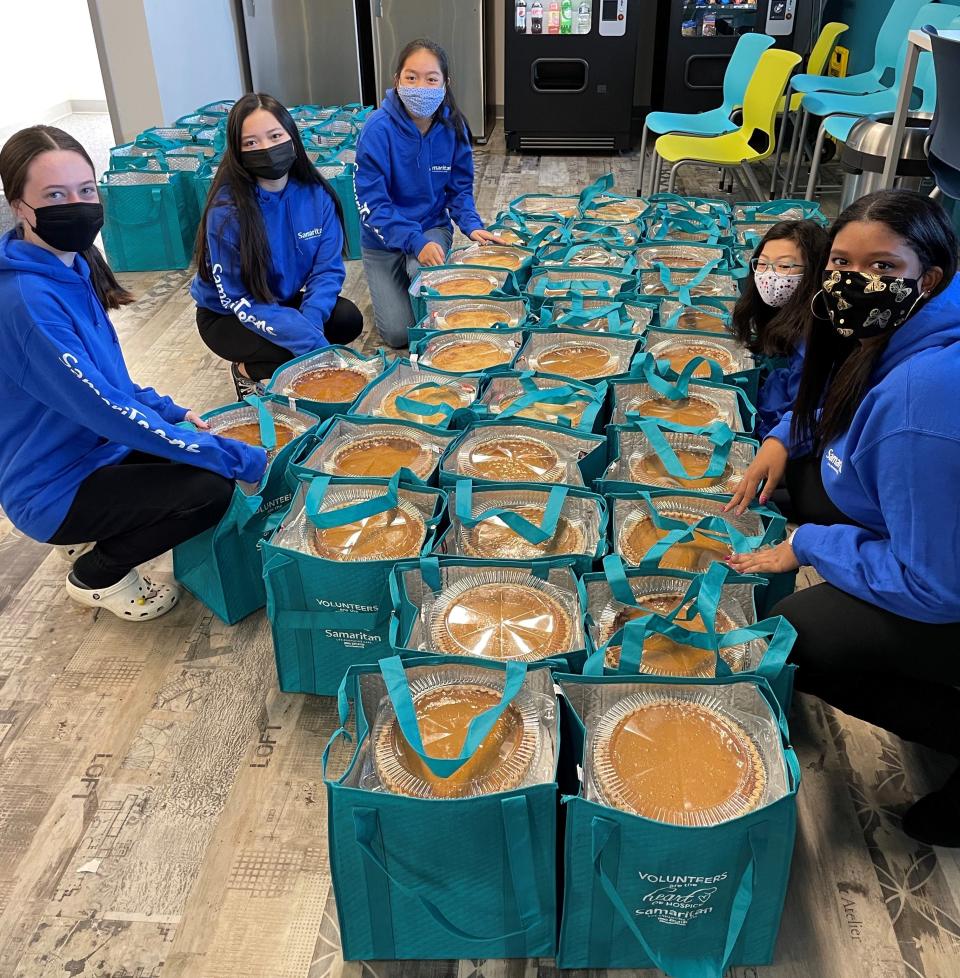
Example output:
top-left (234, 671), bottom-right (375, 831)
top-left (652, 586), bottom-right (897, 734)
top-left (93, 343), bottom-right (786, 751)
top-left (820, 270), bottom-right (923, 339)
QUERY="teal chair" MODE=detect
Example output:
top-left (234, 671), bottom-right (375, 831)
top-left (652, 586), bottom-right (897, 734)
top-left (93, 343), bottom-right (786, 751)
top-left (639, 33), bottom-right (775, 196)
top-left (781, 0), bottom-right (930, 194)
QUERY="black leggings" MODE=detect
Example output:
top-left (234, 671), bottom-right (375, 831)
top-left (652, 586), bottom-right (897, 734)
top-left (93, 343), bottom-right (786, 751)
top-left (196, 293), bottom-right (363, 381)
top-left (771, 456), bottom-right (960, 756)
top-left (49, 451), bottom-right (235, 589)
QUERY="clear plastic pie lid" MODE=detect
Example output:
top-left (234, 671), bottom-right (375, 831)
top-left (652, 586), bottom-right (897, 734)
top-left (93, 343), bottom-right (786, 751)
top-left (583, 199), bottom-right (648, 222)
top-left (620, 389), bottom-right (728, 429)
top-left (570, 222), bottom-right (641, 246)
top-left (459, 502), bottom-right (588, 560)
top-left (457, 433), bottom-right (564, 483)
top-left (426, 569), bottom-right (579, 661)
top-left (618, 504), bottom-right (733, 571)
top-left (208, 404), bottom-right (311, 459)
top-left (428, 298), bottom-right (525, 330)
top-left (376, 379), bottom-right (475, 425)
top-left (642, 271), bottom-right (732, 297)
top-left (371, 665), bottom-right (546, 799)
top-left (420, 332), bottom-right (518, 374)
top-left (450, 245), bottom-right (530, 271)
top-left (735, 221), bottom-right (776, 244)
top-left (511, 195), bottom-right (579, 217)
top-left (548, 298), bottom-right (653, 335)
top-left (485, 377), bottom-right (592, 426)
top-left (298, 490), bottom-right (426, 562)
top-left (308, 422), bottom-right (446, 480)
top-left (646, 221), bottom-right (717, 243)
top-left (733, 205), bottom-right (811, 222)
top-left (634, 244), bottom-right (725, 269)
top-left (529, 268), bottom-right (625, 296)
top-left (419, 267), bottom-right (505, 296)
top-left (529, 339), bottom-right (620, 380)
top-left (273, 350), bottom-right (380, 404)
top-left (646, 335), bottom-right (750, 377)
top-left (587, 688), bottom-right (771, 825)
top-left (541, 246), bottom-right (626, 269)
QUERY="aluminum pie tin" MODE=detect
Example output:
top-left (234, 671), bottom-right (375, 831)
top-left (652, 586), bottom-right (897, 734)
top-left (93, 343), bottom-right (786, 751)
top-left (646, 334), bottom-right (753, 377)
top-left (309, 423), bottom-right (446, 480)
top-left (634, 244), bottom-right (727, 270)
top-left (426, 298), bottom-right (526, 331)
top-left (427, 569), bottom-right (579, 661)
top-left (511, 195), bottom-right (580, 218)
top-left (302, 489), bottom-right (427, 562)
top-left (587, 688), bottom-right (769, 825)
top-left (418, 331), bottom-right (518, 374)
top-left (448, 244), bottom-right (531, 271)
top-left (273, 350), bottom-right (381, 405)
top-left (371, 664), bottom-right (542, 798)
top-left (482, 376), bottom-right (594, 426)
top-left (528, 268), bottom-right (626, 298)
top-left (418, 267), bottom-right (506, 297)
top-left (641, 271), bottom-right (734, 298)
top-left (622, 431), bottom-right (754, 494)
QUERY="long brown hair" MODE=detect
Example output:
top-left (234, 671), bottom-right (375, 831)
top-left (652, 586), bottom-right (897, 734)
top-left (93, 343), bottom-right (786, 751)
top-left (792, 190), bottom-right (959, 452)
top-left (0, 125), bottom-right (133, 309)
top-left (193, 93), bottom-right (345, 304)
top-left (732, 220), bottom-right (829, 358)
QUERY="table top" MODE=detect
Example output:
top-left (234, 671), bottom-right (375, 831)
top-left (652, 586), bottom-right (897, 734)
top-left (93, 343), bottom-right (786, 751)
top-left (909, 28), bottom-right (960, 51)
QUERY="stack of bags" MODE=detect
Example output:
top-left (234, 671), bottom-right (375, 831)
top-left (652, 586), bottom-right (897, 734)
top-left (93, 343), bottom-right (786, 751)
top-left (99, 100), bottom-right (371, 271)
top-left (173, 175), bottom-right (826, 975)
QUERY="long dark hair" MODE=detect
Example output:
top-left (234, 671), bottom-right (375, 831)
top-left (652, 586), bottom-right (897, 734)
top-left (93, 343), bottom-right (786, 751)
top-left (194, 93), bottom-right (345, 303)
top-left (732, 220), bottom-right (829, 357)
top-left (394, 38), bottom-right (470, 144)
top-left (0, 125), bottom-right (133, 309)
top-left (792, 190), bottom-right (958, 452)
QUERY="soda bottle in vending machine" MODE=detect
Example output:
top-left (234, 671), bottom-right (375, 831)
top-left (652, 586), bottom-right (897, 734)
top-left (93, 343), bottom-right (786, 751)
top-left (515, 0), bottom-right (527, 32)
top-left (560, 0), bottom-right (573, 33)
top-left (576, 0), bottom-right (591, 34)
top-left (547, 0), bottom-right (560, 33)
top-left (530, 0), bottom-right (543, 34)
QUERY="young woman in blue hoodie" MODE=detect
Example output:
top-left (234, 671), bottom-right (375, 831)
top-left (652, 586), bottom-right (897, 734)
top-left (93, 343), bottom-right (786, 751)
top-left (732, 220), bottom-right (829, 439)
top-left (192, 94), bottom-right (362, 398)
top-left (726, 191), bottom-right (960, 847)
top-left (0, 127), bottom-right (266, 621)
top-left (355, 38), bottom-right (501, 348)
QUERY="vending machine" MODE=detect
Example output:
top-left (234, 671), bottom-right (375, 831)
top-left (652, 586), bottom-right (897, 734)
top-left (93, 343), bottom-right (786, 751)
top-left (504, 0), bottom-right (658, 152)
top-left (655, 0), bottom-right (821, 113)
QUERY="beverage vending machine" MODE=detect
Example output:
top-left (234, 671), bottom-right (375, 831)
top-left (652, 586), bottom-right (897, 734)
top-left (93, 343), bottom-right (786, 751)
top-left (504, 0), bottom-right (657, 152)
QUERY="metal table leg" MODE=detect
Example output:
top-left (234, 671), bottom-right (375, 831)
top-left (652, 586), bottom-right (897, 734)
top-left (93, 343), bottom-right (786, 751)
top-left (879, 40), bottom-right (922, 190)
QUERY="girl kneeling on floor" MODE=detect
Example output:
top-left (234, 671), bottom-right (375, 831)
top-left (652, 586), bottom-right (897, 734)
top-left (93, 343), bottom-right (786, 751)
top-left (0, 126), bottom-right (267, 621)
top-left (192, 93), bottom-right (363, 399)
top-left (355, 37), bottom-right (501, 348)
top-left (726, 190), bottom-right (960, 848)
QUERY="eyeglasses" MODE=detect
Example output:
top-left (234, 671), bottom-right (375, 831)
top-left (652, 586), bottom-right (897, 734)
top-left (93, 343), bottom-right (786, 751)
top-left (751, 257), bottom-right (805, 276)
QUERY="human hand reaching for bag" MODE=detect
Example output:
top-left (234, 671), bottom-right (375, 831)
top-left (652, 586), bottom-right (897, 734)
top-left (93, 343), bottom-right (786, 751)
top-left (417, 242), bottom-right (446, 266)
top-left (724, 438), bottom-right (788, 516)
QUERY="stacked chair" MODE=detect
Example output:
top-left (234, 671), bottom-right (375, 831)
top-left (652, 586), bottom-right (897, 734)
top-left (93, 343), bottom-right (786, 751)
top-left (170, 174), bottom-right (829, 975)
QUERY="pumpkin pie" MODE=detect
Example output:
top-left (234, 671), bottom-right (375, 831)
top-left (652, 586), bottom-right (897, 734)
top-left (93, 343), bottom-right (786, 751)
top-left (309, 499), bottom-right (426, 561)
top-left (659, 343), bottom-right (736, 377)
top-left (431, 580), bottom-right (573, 661)
top-left (671, 309), bottom-right (730, 334)
top-left (462, 504), bottom-right (586, 559)
top-left (534, 343), bottom-right (618, 380)
top-left (497, 393), bottom-right (587, 426)
top-left (517, 198), bottom-right (578, 218)
top-left (592, 694), bottom-right (766, 824)
top-left (429, 339), bottom-right (513, 373)
top-left (380, 383), bottom-right (468, 425)
top-left (495, 229), bottom-right (525, 245)
top-left (584, 201), bottom-right (645, 222)
top-left (438, 308), bottom-right (509, 330)
top-left (218, 419), bottom-right (296, 456)
top-left (461, 435), bottom-right (562, 482)
top-left (290, 366), bottom-right (369, 403)
top-left (627, 393), bottom-right (722, 427)
top-left (630, 449), bottom-right (733, 490)
top-left (645, 273), bottom-right (725, 298)
top-left (330, 434), bottom-right (435, 479)
top-left (374, 677), bottom-right (538, 798)
top-left (431, 274), bottom-right (498, 296)
top-left (461, 247), bottom-right (526, 271)
top-left (619, 508), bottom-right (731, 571)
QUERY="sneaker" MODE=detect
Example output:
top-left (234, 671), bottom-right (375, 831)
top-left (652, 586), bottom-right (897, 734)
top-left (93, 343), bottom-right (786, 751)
top-left (55, 542), bottom-right (95, 564)
top-left (230, 362), bottom-right (262, 401)
top-left (65, 570), bottom-right (180, 622)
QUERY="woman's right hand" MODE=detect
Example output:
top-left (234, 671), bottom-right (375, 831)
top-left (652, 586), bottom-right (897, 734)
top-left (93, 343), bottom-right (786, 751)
top-left (725, 437), bottom-right (788, 515)
top-left (417, 241), bottom-right (446, 266)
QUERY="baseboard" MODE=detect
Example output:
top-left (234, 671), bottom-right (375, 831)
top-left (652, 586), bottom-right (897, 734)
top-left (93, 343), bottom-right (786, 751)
top-left (71, 99), bottom-right (109, 114)
top-left (495, 103), bottom-right (504, 119)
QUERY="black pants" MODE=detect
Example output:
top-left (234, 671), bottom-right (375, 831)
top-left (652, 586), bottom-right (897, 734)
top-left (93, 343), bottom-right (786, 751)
top-left (196, 293), bottom-right (363, 381)
top-left (49, 451), bottom-right (235, 589)
top-left (771, 456), bottom-right (960, 756)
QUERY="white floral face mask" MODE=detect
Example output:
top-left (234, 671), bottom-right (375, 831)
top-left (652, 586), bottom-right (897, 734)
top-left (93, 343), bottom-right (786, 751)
top-left (755, 269), bottom-right (803, 308)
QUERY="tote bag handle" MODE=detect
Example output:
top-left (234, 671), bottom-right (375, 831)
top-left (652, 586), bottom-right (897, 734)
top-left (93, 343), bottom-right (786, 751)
top-left (455, 480), bottom-right (568, 545)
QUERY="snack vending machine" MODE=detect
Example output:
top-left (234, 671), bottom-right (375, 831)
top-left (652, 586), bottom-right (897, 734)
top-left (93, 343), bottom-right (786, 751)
top-left (504, 0), bottom-right (657, 152)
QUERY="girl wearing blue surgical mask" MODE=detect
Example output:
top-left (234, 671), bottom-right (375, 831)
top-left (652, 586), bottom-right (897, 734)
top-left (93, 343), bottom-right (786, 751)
top-left (732, 220), bottom-right (829, 439)
top-left (355, 37), bottom-right (502, 348)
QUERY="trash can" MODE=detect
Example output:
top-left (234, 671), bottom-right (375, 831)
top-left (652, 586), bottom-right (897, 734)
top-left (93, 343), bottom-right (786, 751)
top-left (840, 112), bottom-right (932, 209)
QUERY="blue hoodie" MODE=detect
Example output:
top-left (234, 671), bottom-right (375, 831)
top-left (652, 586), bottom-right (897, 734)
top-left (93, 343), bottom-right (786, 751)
top-left (757, 342), bottom-right (804, 440)
top-left (769, 275), bottom-right (960, 624)
top-left (355, 89), bottom-right (484, 255)
top-left (0, 232), bottom-right (266, 543)
top-left (191, 177), bottom-right (345, 356)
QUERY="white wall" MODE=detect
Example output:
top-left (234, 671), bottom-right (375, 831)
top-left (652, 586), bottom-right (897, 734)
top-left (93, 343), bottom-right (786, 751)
top-left (0, 0), bottom-right (106, 138)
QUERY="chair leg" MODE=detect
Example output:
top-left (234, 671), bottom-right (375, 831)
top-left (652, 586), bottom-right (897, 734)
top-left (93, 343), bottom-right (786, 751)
top-left (805, 121), bottom-right (830, 201)
top-left (667, 160), bottom-right (688, 195)
top-left (652, 153), bottom-right (663, 195)
top-left (783, 104), bottom-right (805, 198)
top-left (741, 162), bottom-right (767, 201)
top-left (638, 121), bottom-right (650, 197)
top-left (787, 108), bottom-right (811, 197)
top-left (770, 84), bottom-right (794, 197)
top-left (931, 185), bottom-right (942, 201)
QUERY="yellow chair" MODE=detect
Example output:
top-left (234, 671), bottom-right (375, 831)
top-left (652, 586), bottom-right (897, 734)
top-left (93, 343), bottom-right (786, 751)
top-left (772, 21), bottom-right (849, 194)
top-left (652, 49), bottom-right (803, 200)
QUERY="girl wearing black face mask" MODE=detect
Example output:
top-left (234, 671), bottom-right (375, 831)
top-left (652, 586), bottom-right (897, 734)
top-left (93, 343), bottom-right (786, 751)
top-left (725, 191), bottom-right (960, 848)
top-left (0, 126), bottom-right (267, 621)
top-left (192, 93), bottom-right (363, 399)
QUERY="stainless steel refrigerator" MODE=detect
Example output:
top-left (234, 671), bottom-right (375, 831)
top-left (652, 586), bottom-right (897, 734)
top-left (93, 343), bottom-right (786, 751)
top-left (237, 0), bottom-right (494, 140)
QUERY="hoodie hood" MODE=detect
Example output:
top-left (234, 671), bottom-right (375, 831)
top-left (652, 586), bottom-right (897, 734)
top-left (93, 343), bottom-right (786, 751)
top-left (0, 230), bottom-right (91, 286)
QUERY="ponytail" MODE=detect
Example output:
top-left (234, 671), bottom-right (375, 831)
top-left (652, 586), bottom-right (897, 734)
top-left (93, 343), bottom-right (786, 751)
top-left (82, 244), bottom-right (134, 309)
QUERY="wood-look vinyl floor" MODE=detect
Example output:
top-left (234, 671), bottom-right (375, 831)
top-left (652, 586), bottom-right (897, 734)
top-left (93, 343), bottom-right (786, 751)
top-left (0, 128), bottom-right (957, 978)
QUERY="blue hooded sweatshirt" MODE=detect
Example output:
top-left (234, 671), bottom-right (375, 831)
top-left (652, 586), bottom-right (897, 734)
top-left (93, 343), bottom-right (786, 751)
top-left (191, 177), bottom-right (345, 356)
top-left (768, 274), bottom-right (960, 624)
top-left (0, 232), bottom-right (266, 543)
top-left (355, 89), bottom-right (484, 255)
top-left (757, 342), bottom-right (804, 440)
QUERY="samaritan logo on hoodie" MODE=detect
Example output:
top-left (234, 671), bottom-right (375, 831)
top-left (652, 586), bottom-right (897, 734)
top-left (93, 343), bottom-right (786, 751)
top-left (297, 226), bottom-right (323, 240)
top-left (826, 448), bottom-right (843, 475)
top-left (431, 164), bottom-right (452, 173)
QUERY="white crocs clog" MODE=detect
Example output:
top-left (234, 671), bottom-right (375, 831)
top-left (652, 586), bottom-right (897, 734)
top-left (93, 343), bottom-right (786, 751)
top-left (55, 542), bottom-right (95, 564)
top-left (65, 570), bottom-right (180, 621)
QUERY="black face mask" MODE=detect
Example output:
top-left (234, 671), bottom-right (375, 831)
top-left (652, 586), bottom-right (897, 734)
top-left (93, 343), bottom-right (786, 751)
top-left (26, 201), bottom-right (104, 253)
top-left (241, 140), bottom-right (297, 180)
top-left (821, 269), bottom-right (923, 339)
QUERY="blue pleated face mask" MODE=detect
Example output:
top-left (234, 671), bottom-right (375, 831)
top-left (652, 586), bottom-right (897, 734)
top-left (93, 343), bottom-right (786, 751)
top-left (397, 84), bottom-right (446, 119)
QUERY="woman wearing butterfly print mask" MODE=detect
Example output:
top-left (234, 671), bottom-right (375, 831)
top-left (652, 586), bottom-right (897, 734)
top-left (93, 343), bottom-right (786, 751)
top-left (725, 191), bottom-right (960, 847)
